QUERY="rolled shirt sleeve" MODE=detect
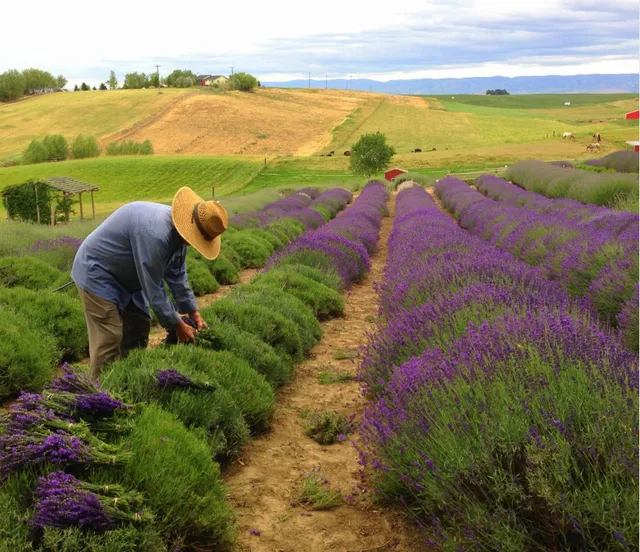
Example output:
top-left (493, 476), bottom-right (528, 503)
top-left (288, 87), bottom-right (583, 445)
top-left (130, 225), bottom-right (182, 329)
top-left (165, 248), bottom-right (199, 315)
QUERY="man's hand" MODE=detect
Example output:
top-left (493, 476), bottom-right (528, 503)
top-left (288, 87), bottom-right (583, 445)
top-left (175, 319), bottom-right (197, 344)
top-left (190, 311), bottom-right (207, 331)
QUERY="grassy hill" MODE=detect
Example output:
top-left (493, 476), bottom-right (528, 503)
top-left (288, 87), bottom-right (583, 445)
top-left (0, 89), bottom-right (637, 218)
top-left (0, 89), bottom-right (190, 158)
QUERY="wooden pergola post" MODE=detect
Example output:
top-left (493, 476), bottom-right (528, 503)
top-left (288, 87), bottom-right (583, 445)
top-left (79, 192), bottom-right (84, 221)
top-left (91, 191), bottom-right (96, 219)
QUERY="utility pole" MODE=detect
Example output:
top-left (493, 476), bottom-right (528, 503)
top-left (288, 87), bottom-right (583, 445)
top-left (154, 65), bottom-right (161, 94)
top-left (325, 75), bottom-right (327, 89)
top-left (230, 66), bottom-right (234, 76)
top-left (308, 72), bottom-right (311, 88)
top-left (350, 74), bottom-right (352, 91)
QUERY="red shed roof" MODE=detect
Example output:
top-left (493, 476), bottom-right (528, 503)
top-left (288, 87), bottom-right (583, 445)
top-left (384, 167), bottom-right (407, 182)
top-left (626, 110), bottom-right (639, 119)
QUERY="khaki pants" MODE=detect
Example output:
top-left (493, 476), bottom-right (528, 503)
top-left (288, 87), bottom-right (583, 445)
top-left (77, 286), bottom-right (151, 379)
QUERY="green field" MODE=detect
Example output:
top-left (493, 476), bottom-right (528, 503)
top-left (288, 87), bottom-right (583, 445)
top-left (428, 93), bottom-right (638, 109)
top-left (0, 156), bottom-right (266, 215)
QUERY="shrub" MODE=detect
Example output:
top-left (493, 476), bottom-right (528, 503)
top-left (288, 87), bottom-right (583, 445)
top-left (39, 525), bottom-right (166, 552)
top-left (107, 345), bottom-right (274, 432)
top-left (185, 257), bottom-right (219, 296)
top-left (42, 134), bottom-right (69, 161)
top-left (219, 244), bottom-right (242, 269)
top-left (0, 471), bottom-right (36, 550)
top-left (123, 405), bottom-right (235, 547)
top-left (251, 268), bottom-right (344, 319)
top-left (582, 150), bottom-right (639, 173)
top-left (196, 320), bottom-right (293, 388)
top-left (393, 172), bottom-right (432, 188)
top-left (101, 349), bottom-right (250, 459)
top-left (0, 287), bottom-right (87, 360)
top-left (270, 262), bottom-right (343, 291)
top-left (188, 249), bottom-right (239, 285)
top-left (228, 72), bottom-right (258, 92)
top-left (202, 300), bottom-right (304, 363)
top-left (302, 410), bottom-right (355, 445)
top-left (300, 469), bottom-right (343, 510)
top-left (21, 139), bottom-right (49, 165)
top-left (106, 139), bottom-right (154, 156)
top-left (224, 233), bottom-right (272, 268)
top-left (28, 236), bottom-right (83, 272)
top-left (1, 180), bottom-right (54, 223)
top-left (0, 255), bottom-right (63, 290)
top-left (230, 285), bottom-right (322, 353)
top-left (71, 135), bottom-right (100, 159)
top-left (0, 305), bottom-right (57, 398)
top-left (242, 228), bottom-right (280, 253)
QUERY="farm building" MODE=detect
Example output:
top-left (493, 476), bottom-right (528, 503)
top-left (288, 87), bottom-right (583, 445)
top-left (384, 168), bottom-right (407, 182)
top-left (625, 141), bottom-right (640, 152)
top-left (197, 75), bottom-right (228, 87)
top-left (625, 110), bottom-right (639, 120)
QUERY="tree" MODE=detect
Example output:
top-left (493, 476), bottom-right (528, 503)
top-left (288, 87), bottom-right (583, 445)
top-left (123, 72), bottom-right (148, 89)
top-left (349, 132), bottom-right (395, 178)
top-left (74, 84), bottom-right (79, 91)
top-left (55, 75), bottom-right (67, 89)
top-left (166, 69), bottom-right (196, 88)
top-left (107, 70), bottom-right (118, 90)
top-left (0, 69), bottom-right (26, 101)
top-left (80, 82), bottom-right (90, 91)
top-left (99, 82), bottom-right (107, 90)
top-left (148, 72), bottom-right (159, 88)
top-left (486, 89), bottom-right (510, 95)
top-left (228, 72), bottom-right (258, 92)
top-left (22, 68), bottom-right (56, 94)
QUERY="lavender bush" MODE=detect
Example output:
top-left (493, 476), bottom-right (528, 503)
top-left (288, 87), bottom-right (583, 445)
top-left (359, 186), bottom-right (639, 550)
top-left (436, 177), bottom-right (638, 345)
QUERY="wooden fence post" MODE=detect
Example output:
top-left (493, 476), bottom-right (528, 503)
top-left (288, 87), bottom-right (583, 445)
top-left (79, 192), bottom-right (84, 221)
top-left (34, 183), bottom-right (41, 224)
top-left (91, 191), bottom-right (96, 219)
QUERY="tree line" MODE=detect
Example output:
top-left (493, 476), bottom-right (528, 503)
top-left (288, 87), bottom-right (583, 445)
top-left (0, 68), bottom-right (67, 101)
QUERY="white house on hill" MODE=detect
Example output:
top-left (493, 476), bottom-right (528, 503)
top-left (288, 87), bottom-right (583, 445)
top-left (197, 75), bottom-right (229, 86)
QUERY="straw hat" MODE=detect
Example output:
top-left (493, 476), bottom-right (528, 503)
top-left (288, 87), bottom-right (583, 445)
top-left (172, 187), bottom-right (228, 260)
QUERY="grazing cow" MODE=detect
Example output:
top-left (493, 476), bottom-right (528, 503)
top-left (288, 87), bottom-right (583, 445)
top-left (344, 150), bottom-right (351, 156)
top-left (562, 132), bottom-right (576, 140)
top-left (327, 152), bottom-right (333, 157)
top-left (412, 148), bottom-right (422, 153)
top-left (329, 150), bottom-right (335, 155)
top-left (586, 142), bottom-right (601, 152)
top-left (431, 147), bottom-right (436, 151)
top-left (320, 154), bottom-right (325, 157)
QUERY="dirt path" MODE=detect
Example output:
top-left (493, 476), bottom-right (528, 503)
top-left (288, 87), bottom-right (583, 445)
top-left (225, 195), bottom-right (424, 552)
top-left (148, 268), bottom-right (258, 347)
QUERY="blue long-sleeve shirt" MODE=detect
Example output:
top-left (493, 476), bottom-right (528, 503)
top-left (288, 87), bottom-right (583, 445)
top-left (71, 201), bottom-right (198, 329)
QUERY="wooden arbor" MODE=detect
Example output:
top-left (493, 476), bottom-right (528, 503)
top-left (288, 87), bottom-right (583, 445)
top-left (45, 176), bottom-right (99, 224)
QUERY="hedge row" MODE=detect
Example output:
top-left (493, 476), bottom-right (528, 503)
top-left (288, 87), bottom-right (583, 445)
top-left (503, 159), bottom-right (638, 207)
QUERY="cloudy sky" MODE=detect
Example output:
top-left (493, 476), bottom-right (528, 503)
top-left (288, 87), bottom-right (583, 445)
top-left (1, 0), bottom-right (638, 87)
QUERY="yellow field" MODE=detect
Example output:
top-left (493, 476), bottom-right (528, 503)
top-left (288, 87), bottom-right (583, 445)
top-left (0, 89), bottom-right (189, 157)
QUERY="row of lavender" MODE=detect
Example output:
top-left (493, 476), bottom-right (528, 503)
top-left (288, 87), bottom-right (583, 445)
top-left (436, 176), bottom-right (638, 350)
top-left (359, 186), bottom-right (638, 550)
top-left (0, 183), bottom-right (388, 550)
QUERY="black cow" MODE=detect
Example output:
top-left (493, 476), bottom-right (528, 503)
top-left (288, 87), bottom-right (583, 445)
top-left (412, 148), bottom-right (422, 153)
top-left (344, 150), bottom-right (351, 156)
top-left (329, 150), bottom-right (335, 155)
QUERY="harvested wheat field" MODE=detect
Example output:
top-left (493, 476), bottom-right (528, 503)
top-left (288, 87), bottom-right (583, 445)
top-left (120, 88), bottom-right (378, 156)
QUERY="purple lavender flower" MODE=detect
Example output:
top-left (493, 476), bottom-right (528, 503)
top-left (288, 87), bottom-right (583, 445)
top-left (34, 471), bottom-right (110, 531)
top-left (249, 528), bottom-right (261, 536)
top-left (156, 369), bottom-right (195, 389)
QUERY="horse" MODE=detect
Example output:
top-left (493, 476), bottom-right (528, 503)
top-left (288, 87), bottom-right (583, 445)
top-left (562, 132), bottom-right (575, 141)
top-left (592, 133), bottom-right (601, 143)
top-left (586, 142), bottom-right (601, 152)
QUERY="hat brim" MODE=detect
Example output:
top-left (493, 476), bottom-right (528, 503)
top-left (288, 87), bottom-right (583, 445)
top-left (172, 187), bottom-right (222, 260)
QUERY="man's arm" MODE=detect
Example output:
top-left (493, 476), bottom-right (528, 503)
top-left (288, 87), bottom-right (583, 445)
top-left (130, 232), bottom-right (196, 342)
top-left (164, 250), bottom-right (206, 330)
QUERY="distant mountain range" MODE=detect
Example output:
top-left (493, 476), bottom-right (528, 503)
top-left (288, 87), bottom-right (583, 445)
top-left (262, 74), bottom-right (639, 95)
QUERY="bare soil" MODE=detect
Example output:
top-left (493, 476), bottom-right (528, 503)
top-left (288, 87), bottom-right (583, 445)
top-left (225, 196), bottom-right (425, 552)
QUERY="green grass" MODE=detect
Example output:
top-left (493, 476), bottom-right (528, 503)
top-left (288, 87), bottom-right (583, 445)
top-left (302, 409), bottom-right (355, 445)
top-left (318, 369), bottom-right (355, 385)
top-left (300, 469), bottom-right (344, 510)
top-left (428, 93), bottom-right (638, 109)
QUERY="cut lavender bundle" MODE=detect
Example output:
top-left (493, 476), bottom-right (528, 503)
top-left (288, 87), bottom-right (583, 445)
top-left (156, 369), bottom-right (215, 391)
top-left (33, 471), bottom-right (152, 532)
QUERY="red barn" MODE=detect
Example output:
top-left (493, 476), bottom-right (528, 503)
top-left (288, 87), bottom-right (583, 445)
top-left (626, 141), bottom-right (640, 152)
top-left (626, 110), bottom-right (639, 119)
top-left (385, 168), bottom-right (407, 182)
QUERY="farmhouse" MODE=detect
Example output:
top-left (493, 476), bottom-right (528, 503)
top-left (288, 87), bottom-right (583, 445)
top-left (625, 110), bottom-right (639, 120)
top-left (197, 74), bottom-right (229, 86)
